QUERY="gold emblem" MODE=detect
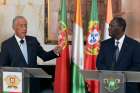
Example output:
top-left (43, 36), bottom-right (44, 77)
top-left (4, 75), bottom-right (20, 88)
top-left (85, 42), bottom-right (100, 55)
top-left (58, 27), bottom-right (68, 49)
top-left (104, 77), bottom-right (121, 92)
top-left (88, 21), bottom-right (99, 30)
top-left (86, 47), bottom-right (99, 55)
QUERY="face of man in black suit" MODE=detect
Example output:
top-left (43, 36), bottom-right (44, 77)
top-left (109, 17), bottom-right (125, 40)
top-left (12, 17), bottom-right (27, 39)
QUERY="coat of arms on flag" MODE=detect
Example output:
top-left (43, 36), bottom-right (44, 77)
top-left (3, 72), bottom-right (22, 93)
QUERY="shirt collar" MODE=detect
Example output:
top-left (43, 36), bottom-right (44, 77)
top-left (15, 34), bottom-right (26, 44)
top-left (115, 34), bottom-right (125, 46)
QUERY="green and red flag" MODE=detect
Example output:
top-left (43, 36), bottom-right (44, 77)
top-left (71, 0), bottom-right (86, 93)
top-left (84, 0), bottom-right (100, 93)
top-left (54, 0), bottom-right (70, 93)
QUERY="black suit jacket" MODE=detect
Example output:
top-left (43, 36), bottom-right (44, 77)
top-left (0, 35), bottom-right (58, 67)
top-left (97, 36), bottom-right (140, 93)
top-left (0, 36), bottom-right (58, 93)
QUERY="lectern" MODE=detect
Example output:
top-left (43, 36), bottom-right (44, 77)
top-left (0, 67), bottom-right (51, 93)
top-left (81, 70), bottom-right (140, 93)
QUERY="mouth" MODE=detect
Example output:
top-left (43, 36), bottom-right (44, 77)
top-left (22, 31), bottom-right (27, 34)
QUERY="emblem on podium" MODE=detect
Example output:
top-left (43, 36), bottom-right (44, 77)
top-left (104, 76), bottom-right (121, 92)
top-left (3, 72), bottom-right (22, 92)
top-left (4, 75), bottom-right (20, 88)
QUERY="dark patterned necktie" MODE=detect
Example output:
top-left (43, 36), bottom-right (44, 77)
top-left (115, 41), bottom-right (119, 62)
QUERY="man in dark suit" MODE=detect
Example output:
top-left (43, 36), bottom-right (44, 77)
top-left (0, 16), bottom-right (62, 93)
top-left (97, 17), bottom-right (140, 93)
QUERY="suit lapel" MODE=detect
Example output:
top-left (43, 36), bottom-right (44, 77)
top-left (110, 39), bottom-right (116, 60)
top-left (26, 37), bottom-right (32, 65)
top-left (109, 39), bottom-right (117, 66)
top-left (117, 37), bottom-right (128, 63)
top-left (12, 36), bottom-right (28, 65)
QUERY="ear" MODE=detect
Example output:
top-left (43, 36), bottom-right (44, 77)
top-left (12, 25), bottom-right (16, 30)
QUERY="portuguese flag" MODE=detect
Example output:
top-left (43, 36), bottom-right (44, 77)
top-left (84, 0), bottom-right (100, 93)
top-left (54, 0), bottom-right (70, 93)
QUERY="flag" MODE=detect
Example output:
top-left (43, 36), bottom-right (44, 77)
top-left (104, 0), bottom-right (113, 40)
top-left (84, 0), bottom-right (100, 93)
top-left (71, 0), bottom-right (86, 93)
top-left (54, 0), bottom-right (70, 92)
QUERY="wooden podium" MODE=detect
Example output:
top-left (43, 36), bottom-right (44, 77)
top-left (81, 70), bottom-right (140, 93)
top-left (0, 67), bottom-right (51, 93)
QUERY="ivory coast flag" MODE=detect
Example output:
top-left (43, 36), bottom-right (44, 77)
top-left (54, 0), bottom-right (70, 93)
top-left (84, 0), bottom-right (100, 93)
top-left (104, 0), bottom-right (113, 40)
top-left (71, 0), bottom-right (86, 93)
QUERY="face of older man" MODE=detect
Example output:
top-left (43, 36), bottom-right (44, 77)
top-left (13, 18), bottom-right (27, 39)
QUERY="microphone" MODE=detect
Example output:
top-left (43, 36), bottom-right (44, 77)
top-left (20, 39), bottom-right (24, 44)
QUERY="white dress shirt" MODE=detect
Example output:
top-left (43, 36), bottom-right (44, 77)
top-left (15, 35), bottom-right (28, 64)
top-left (115, 34), bottom-right (125, 51)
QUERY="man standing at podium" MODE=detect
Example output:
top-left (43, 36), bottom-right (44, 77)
top-left (97, 17), bottom-right (140, 93)
top-left (0, 16), bottom-right (62, 93)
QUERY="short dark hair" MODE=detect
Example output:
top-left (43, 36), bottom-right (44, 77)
top-left (112, 17), bottom-right (126, 31)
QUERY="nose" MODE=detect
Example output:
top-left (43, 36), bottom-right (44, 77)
top-left (23, 26), bottom-right (27, 31)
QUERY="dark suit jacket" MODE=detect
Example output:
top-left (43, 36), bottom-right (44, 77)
top-left (0, 35), bottom-right (58, 67)
top-left (97, 36), bottom-right (140, 93)
top-left (0, 35), bottom-right (58, 93)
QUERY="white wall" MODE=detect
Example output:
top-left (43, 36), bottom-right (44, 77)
top-left (121, 0), bottom-right (140, 42)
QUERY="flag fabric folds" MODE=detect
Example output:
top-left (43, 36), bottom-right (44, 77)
top-left (71, 0), bottom-right (86, 93)
top-left (54, 0), bottom-right (70, 93)
top-left (104, 0), bottom-right (113, 40)
top-left (84, 0), bottom-right (100, 93)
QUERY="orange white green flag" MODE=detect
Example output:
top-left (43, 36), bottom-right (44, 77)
top-left (71, 0), bottom-right (86, 93)
top-left (104, 0), bottom-right (113, 40)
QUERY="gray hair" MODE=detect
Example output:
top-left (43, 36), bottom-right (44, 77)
top-left (12, 16), bottom-right (26, 28)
